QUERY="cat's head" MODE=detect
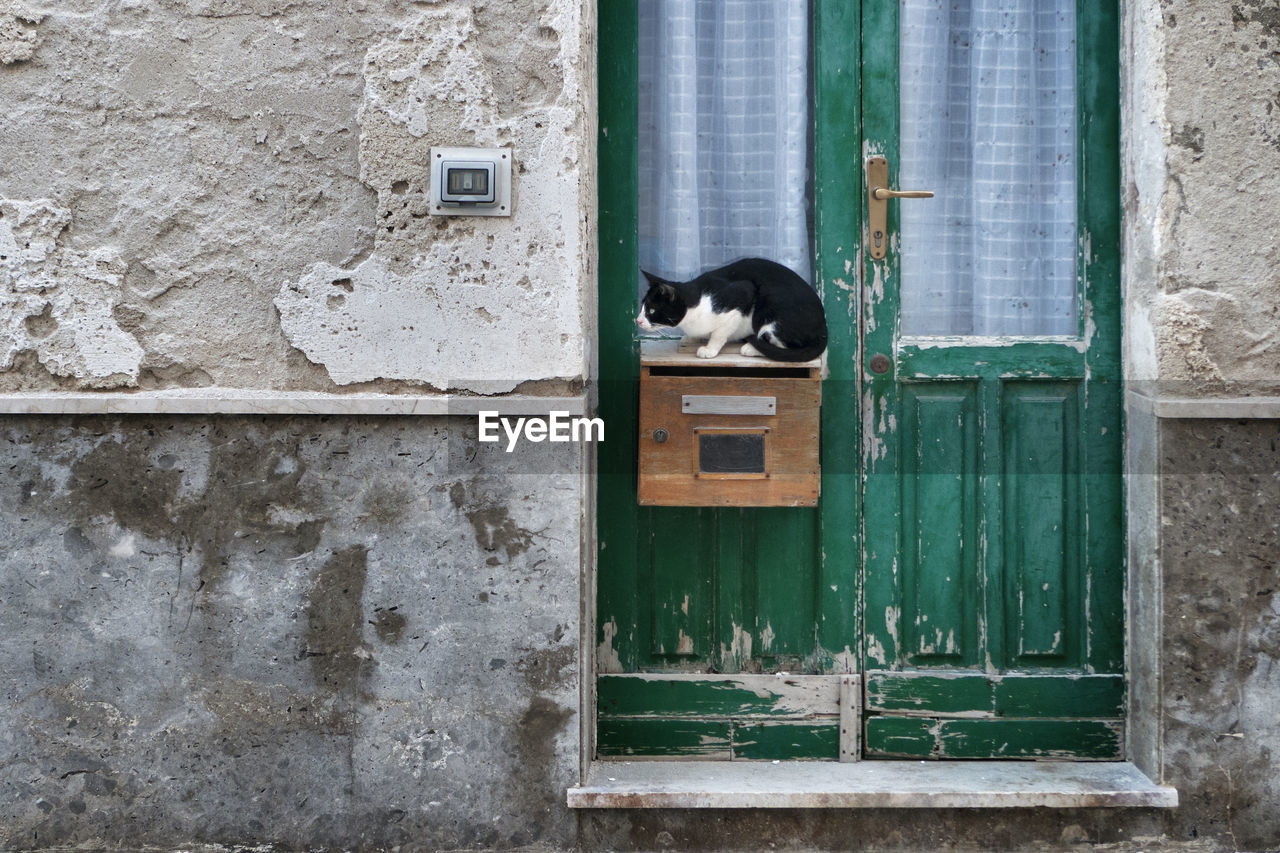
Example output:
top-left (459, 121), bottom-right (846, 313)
top-left (637, 270), bottom-right (686, 330)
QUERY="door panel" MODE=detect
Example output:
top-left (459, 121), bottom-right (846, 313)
top-left (595, 0), bottom-right (1120, 761)
top-left (594, 0), bottom-right (857, 760)
top-left (646, 507), bottom-right (714, 659)
top-left (860, 0), bottom-right (1122, 759)
top-left (865, 717), bottom-right (1122, 761)
top-left (596, 674), bottom-right (843, 760)
top-left (900, 383), bottom-right (979, 667)
top-left (1004, 382), bottom-right (1081, 664)
top-left (753, 508), bottom-right (821, 663)
top-left (623, 506), bottom-right (822, 673)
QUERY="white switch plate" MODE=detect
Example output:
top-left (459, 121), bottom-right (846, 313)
top-left (429, 146), bottom-right (513, 217)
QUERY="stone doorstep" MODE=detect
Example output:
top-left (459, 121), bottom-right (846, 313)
top-left (567, 760), bottom-right (1178, 809)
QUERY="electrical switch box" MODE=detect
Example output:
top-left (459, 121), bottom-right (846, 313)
top-left (430, 147), bottom-right (512, 217)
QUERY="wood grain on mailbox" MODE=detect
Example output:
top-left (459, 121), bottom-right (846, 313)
top-left (638, 364), bottom-right (821, 507)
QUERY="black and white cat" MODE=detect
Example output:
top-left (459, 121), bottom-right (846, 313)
top-left (636, 258), bottom-right (828, 362)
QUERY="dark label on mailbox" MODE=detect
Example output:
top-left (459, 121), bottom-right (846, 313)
top-left (698, 433), bottom-right (766, 474)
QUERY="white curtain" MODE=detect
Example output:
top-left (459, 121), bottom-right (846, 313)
top-left (638, 0), bottom-right (811, 289)
top-left (899, 0), bottom-right (1077, 336)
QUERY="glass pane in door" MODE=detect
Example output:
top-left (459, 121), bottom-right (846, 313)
top-left (898, 0), bottom-right (1077, 336)
top-left (637, 0), bottom-right (812, 289)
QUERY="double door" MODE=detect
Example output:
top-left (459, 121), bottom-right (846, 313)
top-left (595, 0), bottom-right (1122, 760)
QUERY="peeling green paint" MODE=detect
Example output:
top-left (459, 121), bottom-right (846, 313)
top-left (858, 0), bottom-right (1124, 759)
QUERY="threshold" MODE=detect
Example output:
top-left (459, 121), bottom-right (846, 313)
top-left (567, 760), bottom-right (1178, 809)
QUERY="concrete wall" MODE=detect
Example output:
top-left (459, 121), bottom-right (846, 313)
top-left (1157, 419), bottom-right (1280, 850)
top-left (0, 415), bottom-right (584, 849)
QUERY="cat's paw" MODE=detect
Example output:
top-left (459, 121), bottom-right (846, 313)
top-left (696, 345), bottom-right (721, 359)
top-left (739, 341), bottom-right (762, 357)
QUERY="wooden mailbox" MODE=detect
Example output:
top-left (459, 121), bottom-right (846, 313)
top-left (638, 340), bottom-right (822, 507)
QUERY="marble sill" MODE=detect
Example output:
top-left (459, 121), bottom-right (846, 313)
top-left (1127, 392), bottom-right (1280, 419)
top-left (0, 390), bottom-right (587, 417)
top-left (568, 760), bottom-right (1178, 809)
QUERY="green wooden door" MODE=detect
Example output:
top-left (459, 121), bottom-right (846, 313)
top-left (594, 1), bottom-right (859, 761)
top-left (859, 0), bottom-right (1125, 759)
top-left (595, 0), bottom-right (1122, 761)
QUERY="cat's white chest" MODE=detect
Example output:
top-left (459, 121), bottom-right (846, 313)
top-left (679, 295), bottom-right (753, 341)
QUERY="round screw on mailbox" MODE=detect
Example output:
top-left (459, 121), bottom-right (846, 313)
top-left (869, 353), bottom-right (892, 375)
top-left (653, 428), bottom-right (669, 443)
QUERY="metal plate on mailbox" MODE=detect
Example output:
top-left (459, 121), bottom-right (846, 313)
top-left (681, 395), bottom-right (776, 416)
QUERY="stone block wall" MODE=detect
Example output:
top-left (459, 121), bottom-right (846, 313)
top-left (0, 415), bottom-right (583, 850)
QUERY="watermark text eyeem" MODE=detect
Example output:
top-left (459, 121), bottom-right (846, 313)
top-left (478, 411), bottom-right (604, 452)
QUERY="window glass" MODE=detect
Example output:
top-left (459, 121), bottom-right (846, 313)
top-left (899, 0), bottom-right (1077, 336)
top-left (638, 0), bottom-right (812, 291)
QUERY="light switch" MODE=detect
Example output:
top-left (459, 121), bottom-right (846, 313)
top-left (430, 147), bottom-right (512, 217)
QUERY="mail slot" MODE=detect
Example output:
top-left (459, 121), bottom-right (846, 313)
top-left (638, 340), bottom-right (821, 506)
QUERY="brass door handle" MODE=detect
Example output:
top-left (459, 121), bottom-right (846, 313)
top-left (866, 156), bottom-right (935, 260)
top-left (871, 187), bottom-right (934, 200)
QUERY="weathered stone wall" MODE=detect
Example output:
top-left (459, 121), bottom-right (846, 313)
top-left (0, 0), bottom-right (592, 395)
top-left (0, 1), bottom-right (593, 849)
top-left (0, 415), bottom-right (582, 850)
top-left (1120, 3), bottom-right (1280, 848)
top-left (1124, 0), bottom-right (1280, 391)
top-left (1157, 419), bottom-right (1280, 851)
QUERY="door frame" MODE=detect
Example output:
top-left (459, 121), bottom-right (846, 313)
top-left (592, 0), bottom-right (1122, 759)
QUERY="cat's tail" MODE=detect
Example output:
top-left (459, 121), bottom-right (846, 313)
top-left (745, 335), bottom-right (827, 363)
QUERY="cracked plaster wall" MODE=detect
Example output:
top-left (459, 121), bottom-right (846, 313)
top-left (0, 3), bottom-right (592, 850)
top-left (0, 0), bottom-right (41, 64)
top-left (1, 200), bottom-right (143, 387)
top-left (0, 0), bottom-right (592, 395)
top-left (1125, 0), bottom-right (1280, 392)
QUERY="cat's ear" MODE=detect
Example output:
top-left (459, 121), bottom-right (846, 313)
top-left (655, 282), bottom-right (678, 301)
top-left (640, 269), bottom-right (663, 288)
